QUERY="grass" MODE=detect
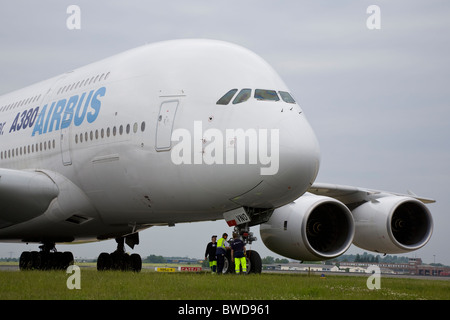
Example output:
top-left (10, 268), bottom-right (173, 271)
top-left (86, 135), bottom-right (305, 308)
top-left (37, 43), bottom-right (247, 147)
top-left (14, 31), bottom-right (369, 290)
top-left (0, 266), bottom-right (449, 300)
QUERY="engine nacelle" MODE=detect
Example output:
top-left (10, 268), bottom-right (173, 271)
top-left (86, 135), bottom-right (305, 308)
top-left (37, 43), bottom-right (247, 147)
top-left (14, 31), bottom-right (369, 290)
top-left (40, 169), bottom-right (98, 225)
top-left (260, 194), bottom-right (354, 261)
top-left (352, 196), bottom-right (433, 254)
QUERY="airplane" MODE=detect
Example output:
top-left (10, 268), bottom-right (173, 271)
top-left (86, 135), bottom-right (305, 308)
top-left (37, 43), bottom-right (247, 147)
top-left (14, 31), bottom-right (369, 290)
top-left (0, 39), bottom-right (434, 272)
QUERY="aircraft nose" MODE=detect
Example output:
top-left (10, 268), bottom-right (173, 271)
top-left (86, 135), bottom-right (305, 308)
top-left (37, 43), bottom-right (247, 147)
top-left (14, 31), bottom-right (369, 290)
top-left (263, 113), bottom-right (321, 205)
top-left (229, 111), bottom-right (321, 208)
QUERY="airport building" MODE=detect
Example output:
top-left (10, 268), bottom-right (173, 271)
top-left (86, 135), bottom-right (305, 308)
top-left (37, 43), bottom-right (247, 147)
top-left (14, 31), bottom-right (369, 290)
top-left (335, 258), bottom-right (450, 276)
top-left (265, 258), bottom-right (450, 276)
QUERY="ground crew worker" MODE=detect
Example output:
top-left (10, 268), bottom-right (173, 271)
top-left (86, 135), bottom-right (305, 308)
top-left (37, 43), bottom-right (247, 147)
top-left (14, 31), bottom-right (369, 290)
top-left (204, 235), bottom-right (217, 273)
top-left (216, 233), bottom-right (230, 274)
top-left (231, 232), bottom-right (247, 274)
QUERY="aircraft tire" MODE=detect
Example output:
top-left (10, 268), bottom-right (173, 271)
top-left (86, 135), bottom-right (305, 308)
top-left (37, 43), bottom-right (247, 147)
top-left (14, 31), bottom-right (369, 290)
top-left (97, 252), bottom-right (112, 271)
top-left (19, 252), bottom-right (32, 270)
top-left (19, 250), bottom-right (75, 270)
top-left (63, 251), bottom-right (74, 269)
top-left (130, 253), bottom-right (142, 272)
top-left (31, 251), bottom-right (42, 269)
top-left (97, 252), bottom-right (142, 272)
top-left (222, 251), bottom-right (233, 274)
top-left (246, 250), bottom-right (262, 274)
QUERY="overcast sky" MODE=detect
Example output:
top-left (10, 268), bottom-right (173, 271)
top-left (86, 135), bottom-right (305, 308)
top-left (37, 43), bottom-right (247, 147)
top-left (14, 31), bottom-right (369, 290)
top-left (0, 1), bottom-right (449, 265)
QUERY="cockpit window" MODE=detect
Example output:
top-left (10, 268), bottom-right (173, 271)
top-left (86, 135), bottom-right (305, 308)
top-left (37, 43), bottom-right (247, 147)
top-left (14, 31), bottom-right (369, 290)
top-left (217, 88), bottom-right (296, 105)
top-left (216, 89), bottom-right (238, 105)
top-left (279, 91), bottom-right (296, 104)
top-left (254, 89), bottom-right (280, 101)
top-left (232, 88), bottom-right (251, 104)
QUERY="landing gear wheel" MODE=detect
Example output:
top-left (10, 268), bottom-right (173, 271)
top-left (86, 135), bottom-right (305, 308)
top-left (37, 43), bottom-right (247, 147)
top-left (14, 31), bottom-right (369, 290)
top-left (246, 250), bottom-right (262, 274)
top-left (229, 220), bottom-right (263, 274)
top-left (97, 252), bottom-right (113, 271)
top-left (96, 238), bottom-right (142, 272)
top-left (222, 250), bottom-right (262, 274)
top-left (63, 252), bottom-right (74, 269)
top-left (19, 252), bottom-right (32, 270)
top-left (222, 251), bottom-right (233, 274)
top-left (31, 251), bottom-right (41, 269)
top-left (130, 254), bottom-right (142, 272)
top-left (96, 252), bottom-right (142, 272)
top-left (19, 244), bottom-right (74, 271)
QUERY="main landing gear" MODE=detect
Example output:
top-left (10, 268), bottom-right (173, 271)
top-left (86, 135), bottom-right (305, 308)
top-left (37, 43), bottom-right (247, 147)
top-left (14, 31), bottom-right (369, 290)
top-left (18, 237), bottom-right (141, 272)
top-left (96, 237), bottom-right (142, 272)
top-left (19, 242), bottom-right (74, 271)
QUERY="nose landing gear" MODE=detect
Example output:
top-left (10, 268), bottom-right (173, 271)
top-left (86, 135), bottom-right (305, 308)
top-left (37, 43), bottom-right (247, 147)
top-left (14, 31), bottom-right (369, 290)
top-left (221, 207), bottom-right (272, 274)
top-left (223, 223), bottom-right (262, 274)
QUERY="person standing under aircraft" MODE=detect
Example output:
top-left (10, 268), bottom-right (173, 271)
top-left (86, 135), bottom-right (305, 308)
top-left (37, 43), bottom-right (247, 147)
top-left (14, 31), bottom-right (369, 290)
top-left (204, 235), bottom-right (218, 273)
top-left (216, 233), bottom-right (230, 274)
top-left (231, 232), bottom-right (247, 274)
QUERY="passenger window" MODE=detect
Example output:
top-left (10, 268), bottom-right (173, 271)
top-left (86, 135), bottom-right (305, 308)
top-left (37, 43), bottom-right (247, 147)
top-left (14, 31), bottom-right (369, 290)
top-left (279, 91), bottom-right (296, 104)
top-left (232, 89), bottom-right (251, 104)
top-left (254, 89), bottom-right (279, 101)
top-left (216, 89), bottom-right (238, 105)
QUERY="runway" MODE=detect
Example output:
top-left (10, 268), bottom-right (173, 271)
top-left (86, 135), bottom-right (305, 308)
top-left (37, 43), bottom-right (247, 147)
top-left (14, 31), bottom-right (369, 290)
top-left (1, 263), bottom-right (449, 281)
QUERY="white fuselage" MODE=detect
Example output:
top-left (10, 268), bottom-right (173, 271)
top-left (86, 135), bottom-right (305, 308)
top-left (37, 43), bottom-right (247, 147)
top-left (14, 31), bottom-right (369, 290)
top-left (0, 39), bottom-right (320, 244)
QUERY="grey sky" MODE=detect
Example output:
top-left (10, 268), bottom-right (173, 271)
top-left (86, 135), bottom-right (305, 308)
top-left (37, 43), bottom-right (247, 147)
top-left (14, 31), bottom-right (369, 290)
top-left (0, 1), bottom-right (449, 265)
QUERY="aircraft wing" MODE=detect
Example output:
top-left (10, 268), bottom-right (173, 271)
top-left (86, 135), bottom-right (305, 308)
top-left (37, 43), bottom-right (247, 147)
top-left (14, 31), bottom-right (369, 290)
top-left (0, 168), bottom-right (59, 228)
top-left (308, 182), bottom-right (436, 209)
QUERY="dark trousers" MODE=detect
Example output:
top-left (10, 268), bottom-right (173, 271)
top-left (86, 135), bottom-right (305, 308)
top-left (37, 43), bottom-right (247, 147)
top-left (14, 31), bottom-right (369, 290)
top-left (216, 253), bottom-right (225, 273)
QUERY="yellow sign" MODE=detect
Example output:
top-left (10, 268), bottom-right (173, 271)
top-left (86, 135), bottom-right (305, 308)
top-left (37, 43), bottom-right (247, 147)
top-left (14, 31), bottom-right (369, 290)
top-left (155, 267), bottom-right (176, 272)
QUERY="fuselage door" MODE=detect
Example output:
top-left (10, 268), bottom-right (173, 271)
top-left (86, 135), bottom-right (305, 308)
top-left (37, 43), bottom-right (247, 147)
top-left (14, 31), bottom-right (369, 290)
top-left (155, 100), bottom-right (179, 151)
top-left (60, 120), bottom-right (72, 165)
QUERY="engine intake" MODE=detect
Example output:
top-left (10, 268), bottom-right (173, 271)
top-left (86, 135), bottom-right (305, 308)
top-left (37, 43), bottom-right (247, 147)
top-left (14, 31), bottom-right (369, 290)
top-left (260, 194), bottom-right (354, 261)
top-left (352, 196), bottom-right (433, 253)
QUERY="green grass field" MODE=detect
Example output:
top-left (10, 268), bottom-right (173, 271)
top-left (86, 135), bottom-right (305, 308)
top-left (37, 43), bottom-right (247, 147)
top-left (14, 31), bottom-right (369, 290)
top-left (0, 265), bottom-right (449, 300)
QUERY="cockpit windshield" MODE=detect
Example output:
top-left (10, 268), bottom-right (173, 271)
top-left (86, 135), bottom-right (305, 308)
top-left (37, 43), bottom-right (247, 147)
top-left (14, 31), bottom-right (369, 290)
top-left (254, 89), bottom-right (279, 101)
top-left (279, 91), bottom-right (296, 104)
top-left (216, 88), bottom-right (296, 105)
top-left (216, 89), bottom-right (238, 105)
top-left (233, 88), bottom-right (251, 104)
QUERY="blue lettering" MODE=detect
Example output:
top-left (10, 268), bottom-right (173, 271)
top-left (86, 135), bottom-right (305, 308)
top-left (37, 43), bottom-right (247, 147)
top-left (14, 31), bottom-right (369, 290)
top-left (48, 99), bottom-right (66, 132)
top-left (32, 105), bottom-right (47, 136)
top-left (11, 107), bottom-right (41, 134)
top-left (9, 113), bottom-right (20, 133)
top-left (74, 91), bottom-right (93, 126)
top-left (43, 102), bottom-right (55, 134)
top-left (87, 87), bottom-right (105, 123)
top-left (61, 95), bottom-right (78, 129)
top-left (30, 86), bottom-right (106, 136)
top-left (16, 110), bottom-right (27, 131)
top-left (29, 107), bottom-right (39, 128)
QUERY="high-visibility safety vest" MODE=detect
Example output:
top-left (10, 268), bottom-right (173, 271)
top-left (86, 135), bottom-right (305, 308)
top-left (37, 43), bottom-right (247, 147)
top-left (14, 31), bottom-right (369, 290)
top-left (216, 237), bottom-right (227, 253)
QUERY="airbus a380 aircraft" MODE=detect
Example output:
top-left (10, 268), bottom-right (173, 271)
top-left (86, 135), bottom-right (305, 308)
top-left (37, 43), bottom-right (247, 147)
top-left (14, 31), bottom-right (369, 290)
top-left (0, 39), bottom-right (434, 272)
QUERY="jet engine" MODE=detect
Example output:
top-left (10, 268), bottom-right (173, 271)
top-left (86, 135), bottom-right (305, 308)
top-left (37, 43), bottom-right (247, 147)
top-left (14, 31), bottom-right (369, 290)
top-left (260, 194), bottom-right (354, 261)
top-left (0, 168), bottom-right (100, 243)
top-left (352, 196), bottom-right (433, 254)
